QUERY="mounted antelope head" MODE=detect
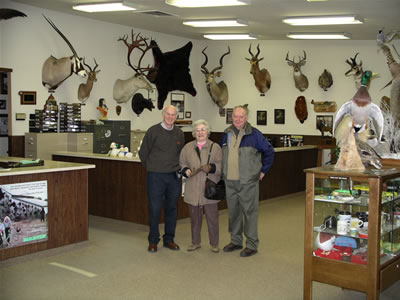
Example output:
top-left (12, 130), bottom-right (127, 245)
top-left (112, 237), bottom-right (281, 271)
top-left (286, 50), bottom-right (309, 92)
top-left (113, 31), bottom-right (153, 103)
top-left (77, 58), bottom-right (100, 102)
top-left (345, 53), bottom-right (364, 89)
top-left (201, 47), bottom-right (230, 108)
top-left (41, 15), bottom-right (87, 92)
top-left (245, 44), bottom-right (271, 94)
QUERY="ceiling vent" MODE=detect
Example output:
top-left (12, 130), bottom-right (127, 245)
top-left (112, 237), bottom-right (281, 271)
top-left (138, 10), bottom-right (176, 17)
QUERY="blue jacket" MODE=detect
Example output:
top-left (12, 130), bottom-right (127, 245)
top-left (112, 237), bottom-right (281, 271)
top-left (219, 122), bottom-right (274, 184)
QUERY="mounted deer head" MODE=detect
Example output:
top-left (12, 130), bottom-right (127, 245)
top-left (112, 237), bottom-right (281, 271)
top-left (245, 44), bottom-right (271, 94)
top-left (113, 31), bottom-right (153, 103)
top-left (201, 47), bottom-right (230, 108)
top-left (286, 50), bottom-right (309, 92)
top-left (77, 58), bottom-right (100, 102)
top-left (345, 53), bottom-right (364, 89)
top-left (41, 15), bottom-right (87, 92)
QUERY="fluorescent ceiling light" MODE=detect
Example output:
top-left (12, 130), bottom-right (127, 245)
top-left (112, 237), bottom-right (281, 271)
top-left (283, 15), bottom-right (363, 26)
top-left (166, 0), bottom-right (250, 8)
top-left (287, 32), bottom-right (351, 39)
top-left (204, 34), bottom-right (257, 40)
top-left (72, 1), bottom-right (136, 13)
top-left (183, 19), bottom-right (248, 27)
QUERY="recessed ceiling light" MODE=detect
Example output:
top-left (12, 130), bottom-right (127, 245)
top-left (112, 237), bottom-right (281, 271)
top-left (72, 1), bottom-right (136, 13)
top-left (287, 32), bottom-right (351, 39)
top-left (204, 34), bottom-right (257, 40)
top-left (283, 15), bottom-right (363, 26)
top-left (183, 19), bottom-right (248, 27)
top-left (166, 0), bottom-right (250, 8)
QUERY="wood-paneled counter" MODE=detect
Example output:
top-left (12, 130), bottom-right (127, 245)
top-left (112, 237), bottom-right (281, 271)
top-left (0, 157), bottom-right (95, 260)
top-left (53, 145), bottom-right (317, 225)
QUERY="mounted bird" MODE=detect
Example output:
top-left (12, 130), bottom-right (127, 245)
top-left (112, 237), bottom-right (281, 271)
top-left (333, 71), bottom-right (384, 142)
top-left (245, 44), bottom-right (271, 94)
top-left (318, 69), bottom-right (333, 91)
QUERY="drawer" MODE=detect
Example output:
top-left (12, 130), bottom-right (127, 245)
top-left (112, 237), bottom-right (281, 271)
top-left (25, 150), bottom-right (37, 159)
top-left (25, 134), bottom-right (37, 145)
top-left (380, 258), bottom-right (400, 291)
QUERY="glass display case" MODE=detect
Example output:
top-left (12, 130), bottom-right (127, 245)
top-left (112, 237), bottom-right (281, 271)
top-left (304, 166), bottom-right (400, 300)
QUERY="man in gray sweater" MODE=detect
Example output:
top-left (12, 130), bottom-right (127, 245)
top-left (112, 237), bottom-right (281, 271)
top-left (139, 105), bottom-right (185, 253)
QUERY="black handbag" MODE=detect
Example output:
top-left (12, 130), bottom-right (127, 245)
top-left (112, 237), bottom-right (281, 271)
top-left (204, 143), bottom-right (226, 200)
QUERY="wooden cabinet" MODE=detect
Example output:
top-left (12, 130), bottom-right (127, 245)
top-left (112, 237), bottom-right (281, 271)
top-left (304, 166), bottom-right (400, 300)
top-left (67, 132), bottom-right (93, 152)
top-left (25, 133), bottom-right (68, 160)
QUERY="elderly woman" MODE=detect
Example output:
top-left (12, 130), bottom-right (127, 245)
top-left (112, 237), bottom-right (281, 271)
top-left (179, 119), bottom-right (222, 253)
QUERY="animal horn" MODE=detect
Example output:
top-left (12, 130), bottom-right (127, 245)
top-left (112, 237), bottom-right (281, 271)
top-left (248, 44), bottom-right (254, 57)
top-left (211, 46), bottom-right (230, 73)
top-left (201, 47), bottom-right (209, 73)
top-left (43, 15), bottom-right (78, 57)
top-left (255, 44), bottom-right (261, 58)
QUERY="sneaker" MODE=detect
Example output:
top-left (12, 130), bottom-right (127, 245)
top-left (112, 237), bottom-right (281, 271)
top-left (210, 245), bottom-right (219, 253)
top-left (223, 243), bottom-right (243, 252)
top-left (187, 244), bottom-right (201, 251)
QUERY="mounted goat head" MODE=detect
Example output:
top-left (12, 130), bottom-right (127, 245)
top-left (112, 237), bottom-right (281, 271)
top-left (286, 51), bottom-right (309, 92)
top-left (77, 58), bottom-right (100, 102)
top-left (245, 44), bottom-right (271, 94)
top-left (201, 47), bottom-right (230, 108)
top-left (345, 53), bottom-right (364, 89)
top-left (113, 31), bottom-right (153, 103)
top-left (41, 15), bottom-right (87, 92)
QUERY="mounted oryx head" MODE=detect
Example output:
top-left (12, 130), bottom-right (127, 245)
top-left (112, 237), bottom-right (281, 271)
top-left (41, 15), bottom-right (87, 92)
top-left (201, 46), bottom-right (230, 108)
top-left (113, 31), bottom-right (153, 103)
top-left (345, 53), bottom-right (364, 89)
top-left (77, 58), bottom-right (101, 102)
top-left (245, 44), bottom-right (271, 94)
top-left (286, 50), bottom-right (309, 92)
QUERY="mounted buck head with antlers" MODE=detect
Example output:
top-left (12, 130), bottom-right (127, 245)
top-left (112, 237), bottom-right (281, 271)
top-left (245, 44), bottom-right (271, 94)
top-left (77, 58), bottom-right (100, 102)
top-left (345, 53), bottom-right (365, 89)
top-left (41, 15), bottom-right (87, 92)
top-left (201, 47), bottom-right (230, 108)
top-left (113, 31), bottom-right (153, 104)
top-left (286, 50), bottom-right (309, 92)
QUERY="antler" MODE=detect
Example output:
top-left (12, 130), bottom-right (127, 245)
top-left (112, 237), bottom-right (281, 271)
top-left (298, 50), bottom-right (307, 65)
top-left (346, 52), bottom-right (359, 67)
top-left (83, 58), bottom-right (99, 72)
top-left (118, 30), bottom-right (153, 74)
top-left (211, 47), bottom-right (231, 74)
top-left (286, 52), bottom-right (295, 65)
top-left (43, 15), bottom-right (79, 57)
top-left (201, 47), bottom-right (210, 73)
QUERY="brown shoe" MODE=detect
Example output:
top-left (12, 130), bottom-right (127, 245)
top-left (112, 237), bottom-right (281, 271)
top-left (148, 243), bottom-right (157, 253)
top-left (163, 241), bottom-right (180, 251)
top-left (240, 248), bottom-right (257, 257)
top-left (223, 243), bottom-right (243, 252)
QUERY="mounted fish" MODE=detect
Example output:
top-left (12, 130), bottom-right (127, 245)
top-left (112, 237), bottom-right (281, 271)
top-left (113, 31), bottom-right (153, 103)
top-left (295, 96), bottom-right (308, 124)
top-left (41, 15), bottom-right (87, 92)
top-left (200, 47), bottom-right (230, 108)
top-left (344, 53), bottom-right (364, 89)
top-left (311, 100), bottom-right (337, 113)
top-left (245, 44), bottom-right (271, 94)
top-left (318, 69), bottom-right (333, 91)
top-left (147, 40), bottom-right (197, 109)
top-left (286, 51), bottom-right (309, 92)
top-left (377, 28), bottom-right (400, 121)
top-left (78, 58), bottom-right (100, 102)
top-left (131, 93), bottom-right (155, 116)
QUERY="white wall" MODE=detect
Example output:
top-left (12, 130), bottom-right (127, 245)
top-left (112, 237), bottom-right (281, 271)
top-left (1, 0), bottom-right (398, 137)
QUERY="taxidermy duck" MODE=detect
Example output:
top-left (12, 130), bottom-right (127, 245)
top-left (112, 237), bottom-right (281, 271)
top-left (355, 134), bottom-right (382, 169)
top-left (333, 70), bottom-right (384, 142)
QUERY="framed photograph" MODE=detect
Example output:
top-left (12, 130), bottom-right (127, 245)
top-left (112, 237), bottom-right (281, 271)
top-left (0, 114), bottom-right (8, 136)
top-left (316, 115), bottom-right (333, 133)
top-left (0, 73), bottom-right (7, 95)
top-left (185, 111), bottom-right (191, 119)
top-left (226, 108), bottom-right (233, 124)
top-left (219, 107), bottom-right (226, 117)
top-left (257, 110), bottom-right (267, 126)
top-left (274, 109), bottom-right (285, 124)
top-left (171, 99), bottom-right (184, 119)
top-left (19, 91), bottom-right (37, 105)
top-left (0, 99), bottom-right (6, 110)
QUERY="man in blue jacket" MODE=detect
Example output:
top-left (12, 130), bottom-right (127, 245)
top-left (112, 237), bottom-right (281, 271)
top-left (219, 105), bottom-right (274, 257)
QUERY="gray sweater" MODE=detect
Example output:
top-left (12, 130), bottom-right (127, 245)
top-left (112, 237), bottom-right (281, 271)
top-left (138, 123), bottom-right (185, 173)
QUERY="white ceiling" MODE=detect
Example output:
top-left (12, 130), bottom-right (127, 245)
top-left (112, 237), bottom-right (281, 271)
top-left (10, 0), bottom-right (400, 40)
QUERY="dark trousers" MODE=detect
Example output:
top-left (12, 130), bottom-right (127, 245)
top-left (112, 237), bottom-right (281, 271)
top-left (146, 171), bottom-right (180, 245)
top-left (188, 203), bottom-right (219, 246)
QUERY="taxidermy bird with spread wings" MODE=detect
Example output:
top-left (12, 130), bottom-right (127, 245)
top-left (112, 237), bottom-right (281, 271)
top-left (333, 70), bottom-right (384, 142)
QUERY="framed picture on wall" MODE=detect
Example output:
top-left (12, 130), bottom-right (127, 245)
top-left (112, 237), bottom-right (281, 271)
top-left (0, 99), bottom-right (6, 110)
top-left (316, 115), bottom-right (333, 133)
top-left (0, 114), bottom-right (8, 136)
top-left (257, 110), bottom-right (267, 126)
top-left (19, 91), bottom-right (37, 105)
top-left (0, 73), bottom-right (7, 95)
top-left (226, 108), bottom-right (233, 124)
top-left (185, 111), bottom-right (191, 119)
top-left (274, 109), bottom-right (285, 124)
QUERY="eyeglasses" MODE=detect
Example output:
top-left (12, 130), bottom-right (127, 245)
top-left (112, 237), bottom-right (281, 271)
top-left (195, 128), bottom-right (208, 133)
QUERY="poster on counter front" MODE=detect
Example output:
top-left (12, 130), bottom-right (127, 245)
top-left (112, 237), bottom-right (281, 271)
top-left (0, 180), bottom-right (48, 249)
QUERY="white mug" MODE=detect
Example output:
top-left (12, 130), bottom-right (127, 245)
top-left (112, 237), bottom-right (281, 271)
top-left (351, 217), bottom-right (364, 228)
top-left (337, 214), bottom-right (351, 223)
top-left (337, 220), bottom-right (349, 235)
